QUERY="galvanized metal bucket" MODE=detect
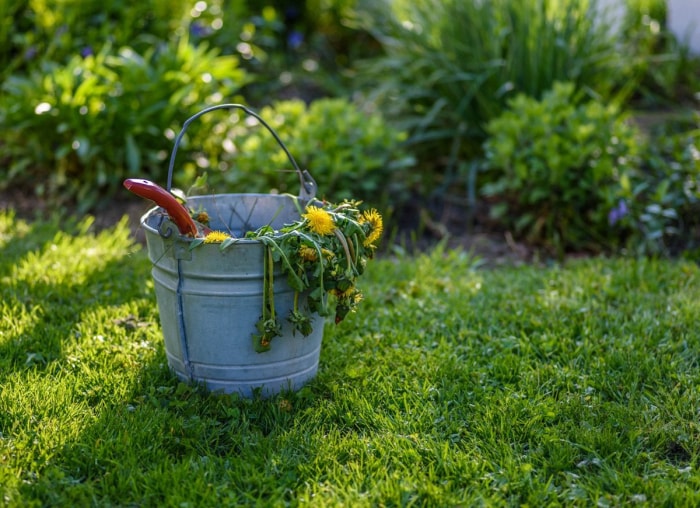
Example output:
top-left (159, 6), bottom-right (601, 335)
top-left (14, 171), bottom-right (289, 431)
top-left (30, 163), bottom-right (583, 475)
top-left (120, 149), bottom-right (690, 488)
top-left (141, 104), bottom-right (323, 398)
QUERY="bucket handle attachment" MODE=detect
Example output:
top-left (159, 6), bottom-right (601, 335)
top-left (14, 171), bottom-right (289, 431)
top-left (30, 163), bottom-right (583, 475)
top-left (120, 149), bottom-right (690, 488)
top-left (166, 103), bottom-right (317, 201)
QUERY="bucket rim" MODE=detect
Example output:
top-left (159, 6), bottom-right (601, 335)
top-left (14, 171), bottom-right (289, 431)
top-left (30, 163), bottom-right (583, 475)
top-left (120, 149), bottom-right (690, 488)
top-left (140, 192), bottom-right (304, 244)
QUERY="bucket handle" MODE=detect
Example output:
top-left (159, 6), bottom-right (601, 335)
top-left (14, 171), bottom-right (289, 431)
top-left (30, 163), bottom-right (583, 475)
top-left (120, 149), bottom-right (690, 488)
top-left (166, 103), bottom-right (317, 201)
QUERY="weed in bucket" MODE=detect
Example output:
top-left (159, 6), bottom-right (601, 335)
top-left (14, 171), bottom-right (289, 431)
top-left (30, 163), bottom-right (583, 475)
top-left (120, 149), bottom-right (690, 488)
top-left (125, 104), bottom-right (383, 397)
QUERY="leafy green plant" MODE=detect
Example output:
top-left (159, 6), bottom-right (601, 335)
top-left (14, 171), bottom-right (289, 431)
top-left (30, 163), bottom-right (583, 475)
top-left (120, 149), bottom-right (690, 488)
top-left (1, 0), bottom-right (191, 79)
top-left (614, 120), bottom-right (700, 256)
top-left (356, 0), bottom-right (627, 191)
top-left (186, 0), bottom-right (378, 104)
top-left (180, 98), bottom-right (414, 208)
top-left (481, 82), bottom-right (640, 254)
top-left (0, 38), bottom-right (248, 211)
top-left (621, 0), bottom-right (700, 106)
top-left (0, 0), bottom-right (29, 79)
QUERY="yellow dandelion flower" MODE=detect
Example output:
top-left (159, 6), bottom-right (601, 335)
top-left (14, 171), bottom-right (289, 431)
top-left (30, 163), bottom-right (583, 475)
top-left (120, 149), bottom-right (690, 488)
top-left (332, 286), bottom-right (358, 299)
top-left (203, 230), bottom-right (231, 243)
top-left (299, 245), bottom-right (318, 262)
top-left (330, 287), bottom-right (363, 312)
top-left (360, 209), bottom-right (383, 247)
top-left (321, 248), bottom-right (335, 258)
top-left (302, 206), bottom-right (335, 235)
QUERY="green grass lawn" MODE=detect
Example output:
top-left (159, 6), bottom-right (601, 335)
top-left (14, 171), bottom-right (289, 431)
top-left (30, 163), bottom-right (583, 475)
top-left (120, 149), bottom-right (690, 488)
top-left (1, 210), bottom-right (699, 506)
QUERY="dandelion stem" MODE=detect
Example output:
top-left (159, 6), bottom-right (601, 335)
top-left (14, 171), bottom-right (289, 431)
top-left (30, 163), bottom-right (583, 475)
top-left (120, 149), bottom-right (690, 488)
top-left (266, 247), bottom-right (276, 321)
top-left (333, 229), bottom-right (353, 272)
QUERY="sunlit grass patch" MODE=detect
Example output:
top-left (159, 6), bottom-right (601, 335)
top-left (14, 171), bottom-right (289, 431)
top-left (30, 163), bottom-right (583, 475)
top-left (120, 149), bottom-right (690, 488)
top-left (1, 214), bottom-right (699, 506)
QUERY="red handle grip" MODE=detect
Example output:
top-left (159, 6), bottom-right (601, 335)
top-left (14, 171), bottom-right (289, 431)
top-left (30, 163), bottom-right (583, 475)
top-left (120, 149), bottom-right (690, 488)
top-left (123, 178), bottom-right (199, 237)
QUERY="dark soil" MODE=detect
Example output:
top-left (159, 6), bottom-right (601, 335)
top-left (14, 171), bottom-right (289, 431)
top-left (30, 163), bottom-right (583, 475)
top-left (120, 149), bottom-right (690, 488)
top-left (1, 188), bottom-right (532, 267)
top-left (0, 188), bottom-right (151, 245)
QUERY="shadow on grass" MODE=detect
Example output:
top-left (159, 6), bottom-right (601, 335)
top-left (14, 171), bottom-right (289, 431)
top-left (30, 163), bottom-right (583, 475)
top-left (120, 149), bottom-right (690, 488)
top-left (13, 338), bottom-right (326, 505)
top-left (0, 215), bottom-right (67, 275)
top-left (0, 213), bottom-right (148, 381)
top-left (1, 215), bottom-right (332, 504)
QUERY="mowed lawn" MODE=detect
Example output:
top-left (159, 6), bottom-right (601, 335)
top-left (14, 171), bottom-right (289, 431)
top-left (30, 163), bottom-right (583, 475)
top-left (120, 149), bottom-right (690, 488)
top-left (1, 210), bottom-right (699, 506)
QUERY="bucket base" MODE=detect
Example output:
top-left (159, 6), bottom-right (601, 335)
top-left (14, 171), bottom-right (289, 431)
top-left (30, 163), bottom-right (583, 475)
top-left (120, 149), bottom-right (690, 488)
top-left (165, 341), bottom-right (322, 398)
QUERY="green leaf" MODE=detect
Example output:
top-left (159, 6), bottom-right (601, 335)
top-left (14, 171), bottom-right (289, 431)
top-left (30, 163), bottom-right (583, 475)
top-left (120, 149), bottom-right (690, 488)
top-left (125, 133), bottom-right (141, 173)
top-left (189, 238), bottom-right (205, 250)
top-left (220, 237), bottom-right (238, 250)
top-left (286, 273), bottom-right (305, 292)
top-left (192, 173), bottom-right (208, 189)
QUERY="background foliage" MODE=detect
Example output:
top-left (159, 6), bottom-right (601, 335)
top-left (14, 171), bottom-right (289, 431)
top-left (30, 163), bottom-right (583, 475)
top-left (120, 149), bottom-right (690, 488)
top-left (0, 0), bottom-right (699, 257)
top-left (618, 118), bottom-right (700, 257)
top-left (482, 82), bottom-right (641, 254)
top-left (178, 98), bottom-right (414, 208)
top-left (355, 0), bottom-right (628, 190)
top-left (1, 38), bottom-right (247, 211)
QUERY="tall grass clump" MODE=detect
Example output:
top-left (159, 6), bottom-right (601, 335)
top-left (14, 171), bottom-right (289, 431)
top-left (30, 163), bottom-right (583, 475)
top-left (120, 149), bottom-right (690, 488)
top-left (357, 0), bottom-right (628, 189)
top-left (621, 0), bottom-right (700, 106)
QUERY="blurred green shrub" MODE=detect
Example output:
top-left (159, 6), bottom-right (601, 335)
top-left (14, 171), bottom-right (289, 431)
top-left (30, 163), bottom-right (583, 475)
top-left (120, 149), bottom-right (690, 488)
top-left (0, 0), bottom-right (389, 212)
top-left (622, 0), bottom-right (700, 106)
top-left (0, 38), bottom-right (248, 210)
top-left (481, 82), bottom-right (640, 254)
top-left (187, 0), bottom-right (380, 102)
top-left (0, 1), bottom-right (29, 78)
top-left (1, 0), bottom-right (191, 79)
top-left (615, 120), bottom-right (700, 256)
top-left (178, 98), bottom-right (414, 207)
top-left (356, 0), bottom-right (628, 190)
